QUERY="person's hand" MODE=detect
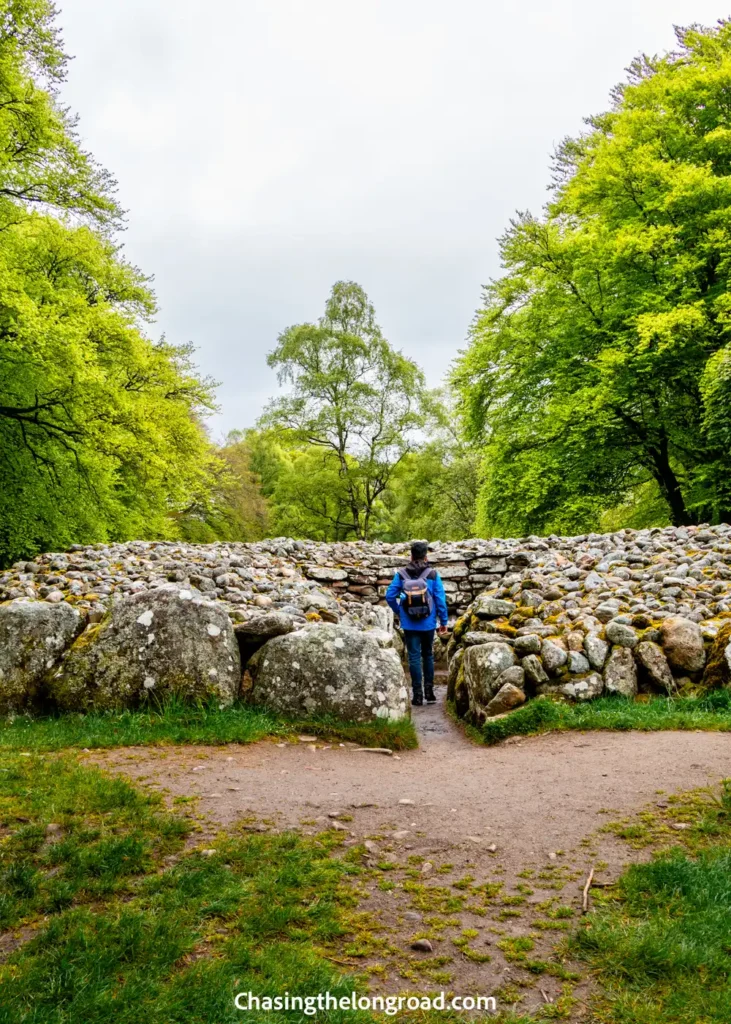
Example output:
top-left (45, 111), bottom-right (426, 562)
top-left (438, 625), bottom-right (449, 636)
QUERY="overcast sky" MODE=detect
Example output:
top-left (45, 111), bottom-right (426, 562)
top-left (58, 0), bottom-right (726, 438)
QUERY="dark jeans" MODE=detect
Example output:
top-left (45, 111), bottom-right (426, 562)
top-left (403, 629), bottom-right (435, 696)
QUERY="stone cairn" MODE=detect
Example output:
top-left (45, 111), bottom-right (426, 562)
top-left (1, 525), bottom-right (730, 723)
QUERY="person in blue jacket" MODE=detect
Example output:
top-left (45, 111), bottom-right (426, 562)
top-left (386, 540), bottom-right (449, 706)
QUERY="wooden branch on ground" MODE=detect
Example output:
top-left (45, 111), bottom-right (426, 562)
top-left (582, 867), bottom-right (595, 913)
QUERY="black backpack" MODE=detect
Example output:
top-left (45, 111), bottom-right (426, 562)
top-left (397, 566), bottom-right (435, 620)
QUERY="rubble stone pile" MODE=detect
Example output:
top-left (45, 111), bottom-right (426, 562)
top-left (1, 523), bottom-right (730, 722)
top-left (445, 524), bottom-right (731, 724)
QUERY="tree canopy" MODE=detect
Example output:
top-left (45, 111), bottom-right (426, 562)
top-left (453, 21), bottom-right (731, 536)
top-left (261, 281), bottom-right (431, 540)
top-left (0, 0), bottom-right (229, 564)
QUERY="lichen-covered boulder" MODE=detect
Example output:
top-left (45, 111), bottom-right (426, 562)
top-left (660, 616), bottom-right (705, 674)
top-left (635, 641), bottom-right (676, 694)
top-left (702, 622), bottom-right (731, 690)
top-left (0, 600), bottom-right (83, 713)
top-left (462, 642), bottom-right (517, 716)
top-left (473, 596), bottom-right (515, 619)
top-left (48, 586), bottom-right (240, 712)
top-left (486, 681), bottom-right (526, 716)
top-left (539, 673), bottom-right (604, 702)
top-left (603, 646), bottom-right (638, 698)
top-left (246, 624), bottom-right (408, 721)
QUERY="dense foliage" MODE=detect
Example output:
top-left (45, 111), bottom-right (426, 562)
top-left (454, 21), bottom-right (731, 536)
top-left (0, 1), bottom-right (259, 564)
top-left (260, 281), bottom-right (437, 540)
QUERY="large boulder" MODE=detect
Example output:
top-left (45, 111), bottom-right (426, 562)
top-left (462, 642), bottom-right (517, 714)
top-left (486, 681), bottom-right (526, 716)
top-left (473, 596), bottom-right (516, 619)
top-left (538, 673), bottom-right (604, 702)
top-left (246, 624), bottom-right (408, 721)
top-left (0, 600), bottom-right (83, 713)
top-left (660, 616), bottom-right (706, 674)
top-left (48, 586), bottom-right (240, 712)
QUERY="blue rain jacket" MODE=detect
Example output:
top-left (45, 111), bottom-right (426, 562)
top-left (386, 567), bottom-right (449, 632)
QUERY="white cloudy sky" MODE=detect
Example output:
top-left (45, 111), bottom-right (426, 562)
top-left (58, 0), bottom-right (725, 437)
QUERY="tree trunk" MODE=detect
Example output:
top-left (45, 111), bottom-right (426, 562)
top-left (648, 436), bottom-right (694, 526)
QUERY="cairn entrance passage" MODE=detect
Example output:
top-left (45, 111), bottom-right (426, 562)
top-left (2, 523), bottom-right (731, 719)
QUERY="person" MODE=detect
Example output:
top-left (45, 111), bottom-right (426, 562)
top-left (386, 540), bottom-right (449, 706)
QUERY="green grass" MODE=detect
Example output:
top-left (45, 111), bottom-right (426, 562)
top-left (0, 698), bottom-right (417, 752)
top-left (476, 690), bottom-right (731, 746)
top-left (572, 781), bottom-right (731, 1023)
top-left (0, 751), bottom-right (540, 1024)
top-left (0, 749), bottom-right (372, 1023)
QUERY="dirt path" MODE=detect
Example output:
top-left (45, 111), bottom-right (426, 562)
top-left (93, 691), bottom-right (731, 1016)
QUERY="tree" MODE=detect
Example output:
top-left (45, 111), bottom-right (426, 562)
top-left (0, 217), bottom-right (218, 561)
top-left (384, 394), bottom-right (480, 541)
top-left (261, 281), bottom-right (428, 539)
top-left (453, 21), bottom-right (731, 535)
top-left (0, 0), bottom-right (120, 231)
top-left (0, 1), bottom-right (220, 563)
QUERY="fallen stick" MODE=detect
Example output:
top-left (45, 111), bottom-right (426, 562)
top-left (582, 867), bottom-right (595, 913)
top-left (539, 989), bottom-right (552, 1004)
top-left (354, 747), bottom-right (394, 756)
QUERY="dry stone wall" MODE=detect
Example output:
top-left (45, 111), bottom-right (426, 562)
top-left (2, 524), bottom-right (731, 721)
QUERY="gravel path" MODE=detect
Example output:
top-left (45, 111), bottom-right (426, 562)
top-left (92, 695), bottom-right (731, 1015)
top-left (99, 689), bottom-right (731, 855)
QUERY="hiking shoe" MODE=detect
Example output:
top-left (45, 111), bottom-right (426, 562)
top-left (424, 689), bottom-right (437, 704)
top-left (411, 695), bottom-right (424, 706)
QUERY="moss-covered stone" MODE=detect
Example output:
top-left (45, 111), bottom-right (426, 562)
top-left (702, 623), bottom-right (731, 691)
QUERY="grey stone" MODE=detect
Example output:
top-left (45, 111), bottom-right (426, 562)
top-left (659, 616), bottom-right (706, 673)
top-left (545, 673), bottom-right (604, 702)
top-left (247, 624), bottom-right (407, 722)
top-left (473, 596), bottom-right (516, 619)
top-left (603, 646), bottom-right (638, 698)
top-left (0, 600), bottom-right (83, 713)
top-left (541, 639), bottom-right (568, 675)
top-left (596, 600), bottom-right (622, 623)
top-left (306, 567), bottom-right (349, 582)
top-left (48, 587), bottom-right (241, 712)
top-left (463, 642), bottom-right (518, 708)
top-left (514, 633), bottom-right (542, 656)
top-left (584, 634), bottom-right (609, 670)
top-left (522, 654), bottom-right (549, 686)
top-left (234, 611), bottom-right (296, 666)
top-left (486, 681), bottom-right (526, 716)
top-left (584, 571), bottom-right (604, 591)
top-left (567, 651), bottom-right (591, 674)
top-left (635, 641), bottom-right (676, 694)
top-left (605, 620), bottom-right (639, 648)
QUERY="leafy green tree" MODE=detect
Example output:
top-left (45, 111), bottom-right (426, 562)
top-left (0, 1), bottom-right (220, 563)
top-left (0, 0), bottom-right (120, 230)
top-left (261, 281), bottom-right (428, 539)
top-left (454, 21), bottom-right (731, 535)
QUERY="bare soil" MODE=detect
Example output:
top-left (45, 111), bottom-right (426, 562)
top-left (92, 688), bottom-right (731, 1018)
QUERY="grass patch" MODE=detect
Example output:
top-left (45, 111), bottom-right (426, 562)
top-left (0, 749), bottom-right (369, 1023)
top-left (0, 698), bottom-right (417, 752)
top-left (476, 690), bottom-right (731, 746)
top-left (572, 779), bottom-right (731, 1022)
